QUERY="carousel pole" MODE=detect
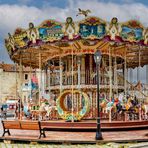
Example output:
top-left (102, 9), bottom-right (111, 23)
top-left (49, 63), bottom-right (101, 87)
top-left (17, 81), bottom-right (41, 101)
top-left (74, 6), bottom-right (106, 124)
top-left (90, 55), bottom-right (93, 84)
top-left (42, 66), bottom-right (45, 95)
top-left (19, 52), bottom-right (23, 120)
top-left (129, 68), bottom-right (134, 96)
top-left (77, 56), bottom-right (81, 88)
top-left (77, 56), bottom-right (81, 113)
top-left (124, 49), bottom-right (127, 98)
top-left (39, 51), bottom-right (42, 106)
top-left (109, 46), bottom-right (112, 122)
top-left (59, 57), bottom-right (63, 94)
top-left (114, 53), bottom-right (118, 96)
top-left (89, 54), bottom-right (93, 117)
top-left (48, 60), bottom-right (51, 100)
top-left (137, 48), bottom-right (141, 82)
top-left (138, 47), bottom-right (142, 121)
top-left (29, 53), bottom-right (32, 105)
top-left (71, 47), bottom-right (74, 122)
top-left (15, 63), bottom-right (18, 119)
top-left (15, 63), bottom-right (18, 102)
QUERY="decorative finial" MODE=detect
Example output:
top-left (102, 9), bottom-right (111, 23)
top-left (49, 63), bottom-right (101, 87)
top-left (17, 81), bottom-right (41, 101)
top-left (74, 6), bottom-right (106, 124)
top-left (76, 8), bottom-right (91, 17)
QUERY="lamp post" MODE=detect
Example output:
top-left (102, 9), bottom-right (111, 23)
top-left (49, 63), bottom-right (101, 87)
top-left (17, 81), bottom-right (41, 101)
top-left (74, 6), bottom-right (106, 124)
top-left (94, 50), bottom-right (103, 140)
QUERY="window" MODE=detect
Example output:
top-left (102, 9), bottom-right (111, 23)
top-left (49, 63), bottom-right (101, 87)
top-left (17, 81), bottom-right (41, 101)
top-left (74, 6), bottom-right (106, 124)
top-left (24, 74), bottom-right (28, 80)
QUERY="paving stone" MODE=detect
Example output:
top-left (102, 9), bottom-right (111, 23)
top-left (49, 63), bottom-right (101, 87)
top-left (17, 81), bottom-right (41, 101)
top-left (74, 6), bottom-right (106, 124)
top-left (1, 143), bottom-right (148, 148)
top-left (0, 143), bottom-right (7, 148)
top-left (129, 142), bottom-right (148, 148)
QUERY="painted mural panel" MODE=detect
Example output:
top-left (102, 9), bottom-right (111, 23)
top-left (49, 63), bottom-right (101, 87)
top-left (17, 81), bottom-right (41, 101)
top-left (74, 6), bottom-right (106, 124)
top-left (121, 26), bottom-right (143, 42)
top-left (5, 29), bottom-right (28, 55)
top-left (39, 20), bottom-right (64, 42)
top-left (79, 17), bottom-right (106, 40)
top-left (13, 32), bottom-right (28, 48)
top-left (79, 24), bottom-right (106, 39)
top-left (121, 20), bottom-right (143, 42)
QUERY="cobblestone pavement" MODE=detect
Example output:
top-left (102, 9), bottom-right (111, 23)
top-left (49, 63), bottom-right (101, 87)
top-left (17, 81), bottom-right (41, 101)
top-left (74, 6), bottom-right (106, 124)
top-left (1, 142), bottom-right (148, 148)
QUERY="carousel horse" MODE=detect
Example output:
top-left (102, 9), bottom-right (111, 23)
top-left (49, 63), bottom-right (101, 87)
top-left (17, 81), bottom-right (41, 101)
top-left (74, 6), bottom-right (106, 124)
top-left (44, 105), bottom-right (57, 120)
top-left (124, 97), bottom-right (140, 120)
top-left (100, 98), bottom-right (116, 116)
top-left (112, 96), bottom-right (139, 121)
top-left (100, 97), bottom-right (129, 120)
top-left (43, 99), bottom-right (57, 120)
top-left (100, 95), bottom-right (141, 121)
top-left (142, 104), bottom-right (148, 120)
top-left (31, 102), bottom-right (47, 120)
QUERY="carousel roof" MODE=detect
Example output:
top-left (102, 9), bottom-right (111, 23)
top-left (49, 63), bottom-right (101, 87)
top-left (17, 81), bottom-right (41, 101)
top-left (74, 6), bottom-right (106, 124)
top-left (4, 16), bottom-right (148, 68)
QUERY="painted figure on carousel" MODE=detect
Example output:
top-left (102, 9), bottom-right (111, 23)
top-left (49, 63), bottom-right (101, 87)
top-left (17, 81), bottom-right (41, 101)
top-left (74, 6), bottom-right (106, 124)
top-left (27, 22), bottom-right (39, 45)
top-left (63, 17), bottom-right (79, 40)
top-left (107, 17), bottom-right (121, 40)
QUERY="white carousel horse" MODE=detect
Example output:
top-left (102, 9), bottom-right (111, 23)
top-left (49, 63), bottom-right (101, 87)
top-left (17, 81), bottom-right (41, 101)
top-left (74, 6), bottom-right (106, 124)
top-left (44, 105), bottom-right (57, 120)
top-left (101, 100), bottom-right (114, 114)
top-left (142, 104), bottom-right (148, 120)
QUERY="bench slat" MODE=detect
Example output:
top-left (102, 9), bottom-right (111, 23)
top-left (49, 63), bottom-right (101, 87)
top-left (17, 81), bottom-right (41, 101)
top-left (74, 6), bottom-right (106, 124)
top-left (20, 121), bottom-right (40, 130)
top-left (3, 121), bottom-right (20, 129)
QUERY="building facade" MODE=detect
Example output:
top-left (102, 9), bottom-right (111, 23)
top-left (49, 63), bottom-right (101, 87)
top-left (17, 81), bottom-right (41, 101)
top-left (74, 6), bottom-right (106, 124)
top-left (0, 62), bottom-right (32, 104)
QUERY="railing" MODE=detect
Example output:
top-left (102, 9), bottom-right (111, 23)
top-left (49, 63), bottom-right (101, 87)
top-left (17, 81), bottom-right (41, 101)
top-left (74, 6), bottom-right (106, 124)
top-left (50, 71), bottom-right (124, 87)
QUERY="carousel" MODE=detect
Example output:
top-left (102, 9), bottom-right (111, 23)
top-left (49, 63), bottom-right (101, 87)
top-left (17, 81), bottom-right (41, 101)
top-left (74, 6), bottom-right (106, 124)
top-left (5, 10), bottom-right (148, 127)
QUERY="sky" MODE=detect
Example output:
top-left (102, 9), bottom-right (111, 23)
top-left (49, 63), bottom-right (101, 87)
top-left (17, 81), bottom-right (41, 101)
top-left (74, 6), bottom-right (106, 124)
top-left (0, 0), bottom-right (147, 82)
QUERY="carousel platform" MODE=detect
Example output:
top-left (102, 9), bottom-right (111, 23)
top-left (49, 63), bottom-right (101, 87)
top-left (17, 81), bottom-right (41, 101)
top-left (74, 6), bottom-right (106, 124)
top-left (0, 119), bottom-right (148, 144)
top-left (40, 120), bottom-right (148, 132)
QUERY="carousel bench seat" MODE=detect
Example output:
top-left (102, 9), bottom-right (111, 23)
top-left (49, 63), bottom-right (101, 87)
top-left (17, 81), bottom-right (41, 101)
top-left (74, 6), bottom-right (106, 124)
top-left (1, 120), bottom-right (46, 139)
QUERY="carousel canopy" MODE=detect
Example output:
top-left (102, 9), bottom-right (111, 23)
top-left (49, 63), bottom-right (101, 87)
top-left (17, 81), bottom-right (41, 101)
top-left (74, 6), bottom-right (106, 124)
top-left (5, 16), bottom-right (148, 68)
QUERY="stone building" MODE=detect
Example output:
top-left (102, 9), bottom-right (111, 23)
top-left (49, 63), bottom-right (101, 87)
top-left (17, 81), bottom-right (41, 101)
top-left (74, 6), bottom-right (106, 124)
top-left (0, 62), bottom-right (32, 104)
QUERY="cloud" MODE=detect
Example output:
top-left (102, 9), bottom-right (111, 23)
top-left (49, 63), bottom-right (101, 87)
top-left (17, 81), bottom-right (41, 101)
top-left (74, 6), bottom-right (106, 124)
top-left (0, 0), bottom-right (148, 64)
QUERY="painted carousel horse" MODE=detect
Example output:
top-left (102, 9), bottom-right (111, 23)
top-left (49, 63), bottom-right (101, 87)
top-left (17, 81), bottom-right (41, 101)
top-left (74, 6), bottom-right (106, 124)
top-left (112, 96), bottom-right (139, 121)
top-left (123, 97), bottom-right (140, 120)
top-left (100, 96), bottom-right (130, 120)
top-left (100, 98), bottom-right (118, 120)
top-left (110, 98), bottom-right (125, 120)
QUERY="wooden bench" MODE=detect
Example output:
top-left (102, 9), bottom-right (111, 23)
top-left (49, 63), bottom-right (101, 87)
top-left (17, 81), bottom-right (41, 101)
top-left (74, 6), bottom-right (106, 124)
top-left (1, 120), bottom-right (46, 139)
